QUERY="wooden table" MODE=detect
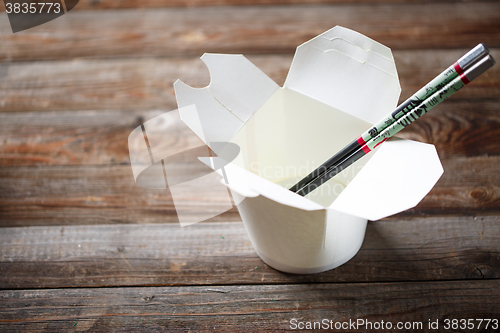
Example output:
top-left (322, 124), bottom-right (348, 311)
top-left (1, 0), bottom-right (499, 331)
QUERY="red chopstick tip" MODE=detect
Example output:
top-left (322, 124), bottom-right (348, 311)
top-left (460, 72), bottom-right (471, 85)
top-left (453, 61), bottom-right (464, 75)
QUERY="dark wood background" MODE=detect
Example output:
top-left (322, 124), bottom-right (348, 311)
top-left (0, 0), bottom-right (499, 331)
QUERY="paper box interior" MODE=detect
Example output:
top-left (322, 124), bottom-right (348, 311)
top-left (174, 26), bottom-right (443, 274)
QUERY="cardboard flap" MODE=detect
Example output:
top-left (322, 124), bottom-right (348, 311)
top-left (201, 53), bottom-right (279, 122)
top-left (284, 26), bottom-right (401, 124)
top-left (174, 83), bottom-right (244, 146)
top-left (198, 158), bottom-right (259, 199)
top-left (197, 156), bottom-right (324, 211)
top-left (232, 169), bottom-right (324, 211)
top-left (330, 138), bottom-right (443, 220)
top-left (174, 54), bottom-right (279, 147)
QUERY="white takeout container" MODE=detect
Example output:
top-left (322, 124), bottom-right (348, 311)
top-left (174, 26), bottom-right (443, 274)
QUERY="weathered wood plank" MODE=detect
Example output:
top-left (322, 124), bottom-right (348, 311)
top-left (0, 55), bottom-right (289, 112)
top-left (62, 0), bottom-right (500, 9)
top-left (1, 99), bottom-right (498, 167)
top-left (396, 100), bottom-right (500, 158)
top-left (0, 50), bottom-right (499, 113)
top-left (1, 0), bottom-right (487, 12)
top-left (0, 57), bottom-right (210, 113)
top-left (0, 280), bottom-right (499, 331)
top-left (0, 3), bottom-right (499, 61)
top-left (0, 156), bottom-right (498, 226)
top-left (408, 156), bottom-right (500, 217)
top-left (0, 217), bottom-right (498, 289)
top-left (0, 164), bottom-right (240, 225)
top-left (393, 50), bottom-right (500, 102)
top-left (0, 109), bottom-right (204, 166)
top-left (0, 163), bottom-right (241, 225)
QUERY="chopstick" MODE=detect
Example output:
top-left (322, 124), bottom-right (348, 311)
top-left (289, 43), bottom-right (489, 194)
top-left (291, 51), bottom-right (495, 197)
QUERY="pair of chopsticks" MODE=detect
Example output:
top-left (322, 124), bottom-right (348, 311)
top-left (290, 44), bottom-right (496, 197)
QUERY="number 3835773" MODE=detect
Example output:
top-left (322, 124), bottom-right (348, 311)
top-left (5, 2), bottom-right (61, 14)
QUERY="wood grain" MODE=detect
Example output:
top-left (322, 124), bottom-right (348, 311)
top-left (0, 109), bottom-right (206, 166)
top-left (0, 217), bottom-right (498, 289)
top-left (403, 156), bottom-right (500, 217)
top-left (0, 163), bottom-right (241, 226)
top-left (0, 1), bottom-right (498, 331)
top-left (393, 50), bottom-right (500, 102)
top-left (0, 100), bottom-right (499, 167)
top-left (0, 0), bottom-right (492, 14)
top-left (0, 156), bottom-right (498, 226)
top-left (0, 280), bottom-right (499, 332)
top-left (396, 100), bottom-right (500, 158)
top-left (0, 3), bottom-right (499, 61)
top-left (0, 0), bottom-right (487, 12)
top-left (0, 55), bottom-right (290, 112)
top-left (0, 50), bottom-right (499, 113)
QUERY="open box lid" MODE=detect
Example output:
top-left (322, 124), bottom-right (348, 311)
top-left (174, 26), bottom-right (443, 221)
top-left (284, 26), bottom-right (401, 124)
